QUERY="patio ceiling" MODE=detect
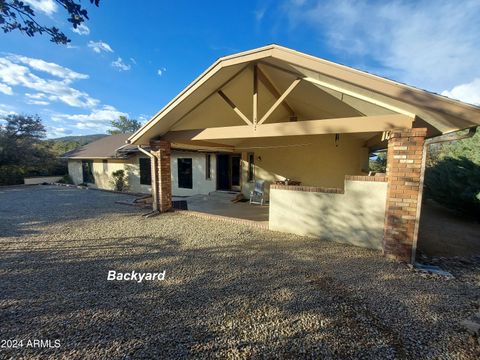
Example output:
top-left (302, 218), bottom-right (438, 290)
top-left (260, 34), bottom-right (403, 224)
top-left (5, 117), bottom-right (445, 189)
top-left (129, 45), bottom-right (480, 147)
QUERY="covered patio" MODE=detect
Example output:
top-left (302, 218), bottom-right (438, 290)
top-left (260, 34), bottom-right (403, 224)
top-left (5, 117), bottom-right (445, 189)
top-left (128, 45), bottom-right (480, 262)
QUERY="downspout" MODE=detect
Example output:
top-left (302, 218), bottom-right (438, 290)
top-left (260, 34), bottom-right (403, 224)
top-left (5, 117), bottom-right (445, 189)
top-left (137, 146), bottom-right (159, 212)
top-left (411, 126), bottom-right (477, 264)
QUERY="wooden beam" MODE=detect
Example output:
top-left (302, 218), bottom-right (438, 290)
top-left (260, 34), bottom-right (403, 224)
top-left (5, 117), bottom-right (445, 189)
top-left (258, 78), bottom-right (301, 125)
top-left (258, 61), bottom-right (415, 118)
top-left (257, 64), bottom-right (295, 115)
top-left (302, 77), bottom-right (416, 118)
top-left (217, 90), bottom-right (253, 126)
top-left (253, 64), bottom-right (258, 127)
top-left (163, 114), bottom-right (413, 141)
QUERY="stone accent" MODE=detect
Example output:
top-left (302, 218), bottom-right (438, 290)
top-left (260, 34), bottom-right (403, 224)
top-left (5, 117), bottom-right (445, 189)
top-left (345, 175), bottom-right (387, 182)
top-left (150, 140), bottom-right (172, 213)
top-left (383, 128), bottom-right (427, 262)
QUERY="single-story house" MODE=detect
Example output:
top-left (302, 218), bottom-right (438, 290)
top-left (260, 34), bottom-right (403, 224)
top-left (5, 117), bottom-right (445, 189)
top-left (62, 133), bottom-right (220, 196)
top-left (96, 45), bottom-right (480, 262)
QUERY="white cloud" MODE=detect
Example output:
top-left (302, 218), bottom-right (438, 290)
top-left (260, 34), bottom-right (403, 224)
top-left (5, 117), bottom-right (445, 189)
top-left (0, 104), bottom-right (16, 117)
top-left (111, 57), bottom-right (131, 71)
top-left (72, 24), bottom-right (90, 36)
top-left (130, 58), bottom-right (137, 65)
top-left (88, 41), bottom-right (114, 53)
top-left (23, 0), bottom-right (58, 16)
top-left (52, 105), bottom-right (127, 123)
top-left (157, 67), bottom-right (166, 76)
top-left (0, 55), bottom-right (98, 108)
top-left (9, 54), bottom-right (88, 81)
top-left (442, 78), bottom-right (480, 106)
top-left (0, 83), bottom-right (13, 95)
top-left (27, 99), bottom-right (50, 106)
top-left (46, 126), bottom-right (72, 138)
top-left (282, 0), bottom-right (480, 92)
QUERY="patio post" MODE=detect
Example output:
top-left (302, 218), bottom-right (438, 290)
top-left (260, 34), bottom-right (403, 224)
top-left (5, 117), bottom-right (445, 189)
top-left (383, 128), bottom-right (427, 262)
top-left (149, 140), bottom-right (172, 213)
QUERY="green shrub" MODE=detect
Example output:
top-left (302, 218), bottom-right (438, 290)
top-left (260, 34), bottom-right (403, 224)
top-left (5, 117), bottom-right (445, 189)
top-left (57, 174), bottom-right (74, 184)
top-left (424, 157), bottom-right (480, 219)
top-left (0, 165), bottom-right (25, 185)
top-left (111, 170), bottom-right (128, 192)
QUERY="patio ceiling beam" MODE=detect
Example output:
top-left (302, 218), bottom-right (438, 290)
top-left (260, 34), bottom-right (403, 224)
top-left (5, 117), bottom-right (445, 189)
top-left (162, 114), bottom-right (413, 141)
top-left (302, 77), bottom-right (416, 118)
top-left (257, 64), bottom-right (295, 116)
top-left (217, 90), bottom-right (253, 126)
top-left (257, 78), bottom-right (301, 126)
top-left (258, 61), bottom-right (415, 119)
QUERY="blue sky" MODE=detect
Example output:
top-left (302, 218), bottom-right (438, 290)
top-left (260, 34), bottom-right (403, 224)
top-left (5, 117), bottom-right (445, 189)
top-left (1, 0), bottom-right (479, 138)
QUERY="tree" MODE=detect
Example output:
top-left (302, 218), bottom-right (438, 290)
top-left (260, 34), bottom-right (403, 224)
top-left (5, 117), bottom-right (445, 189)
top-left (0, 0), bottom-right (100, 45)
top-left (0, 114), bottom-right (65, 185)
top-left (369, 150), bottom-right (387, 173)
top-left (108, 116), bottom-right (142, 135)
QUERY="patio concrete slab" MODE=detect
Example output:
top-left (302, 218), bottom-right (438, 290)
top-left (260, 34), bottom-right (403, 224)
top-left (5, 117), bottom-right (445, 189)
top-left (174, 191), bottom-right (269, 222)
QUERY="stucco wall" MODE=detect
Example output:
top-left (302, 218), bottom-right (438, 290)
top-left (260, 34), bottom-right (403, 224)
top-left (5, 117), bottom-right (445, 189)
top-left (171, 151), bottom-right (216, 196)
top-left (269, 179), bottom-right (388, 250)
top-left (67, 151), bottom-right (216, 196)
top-left (239, 134), bottom-right (369, 199)
top-left (68, 160), bottom-right (83, 185)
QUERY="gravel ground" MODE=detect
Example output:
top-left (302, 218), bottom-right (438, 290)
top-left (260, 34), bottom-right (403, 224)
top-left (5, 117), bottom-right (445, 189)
top-left (0, 185), bottom-right (479, 359)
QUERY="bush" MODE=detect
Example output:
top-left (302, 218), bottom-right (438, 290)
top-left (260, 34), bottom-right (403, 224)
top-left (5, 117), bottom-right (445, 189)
top-left (57, 174), bottom-right (74, 184)
top-left (424, 156), bottom-right (480, 219)
top-left (111, 170), bottom-right (129, 192)
top-left (0, 165), bottom-right (25, 185)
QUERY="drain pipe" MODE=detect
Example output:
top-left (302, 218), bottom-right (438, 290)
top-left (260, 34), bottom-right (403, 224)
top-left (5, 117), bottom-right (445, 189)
top-left (411, 126), bottom-right (477, 264)
top-left (137, 146), bottom-right (159, 213)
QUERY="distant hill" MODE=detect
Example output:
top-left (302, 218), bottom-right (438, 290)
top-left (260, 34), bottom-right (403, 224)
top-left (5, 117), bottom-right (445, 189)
top-left (44, 134), bottom-right (108, 156)
top-left (50, 134), bottom-right (107, 146)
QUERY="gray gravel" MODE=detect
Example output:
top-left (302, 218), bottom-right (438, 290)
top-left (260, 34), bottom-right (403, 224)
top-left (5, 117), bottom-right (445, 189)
top-left (0, 185), bottom-right (479, 359)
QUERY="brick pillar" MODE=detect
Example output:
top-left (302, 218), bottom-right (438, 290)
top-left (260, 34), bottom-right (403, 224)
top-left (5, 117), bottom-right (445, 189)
top-left (150, 140), bottom-right (172, 213)
top-left (383, 128), bottom-right (427, 262)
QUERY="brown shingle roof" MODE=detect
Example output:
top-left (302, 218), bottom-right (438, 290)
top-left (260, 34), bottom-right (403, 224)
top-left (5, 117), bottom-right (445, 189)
top-left (61, 134), bottom-right (138, 159)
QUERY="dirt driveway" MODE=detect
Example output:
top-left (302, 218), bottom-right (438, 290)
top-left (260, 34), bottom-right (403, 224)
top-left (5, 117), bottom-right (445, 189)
top-left (0, 186), bottom-right (479, 359)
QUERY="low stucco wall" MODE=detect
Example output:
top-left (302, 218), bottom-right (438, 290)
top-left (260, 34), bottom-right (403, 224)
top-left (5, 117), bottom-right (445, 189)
top-left (269, 178), bottom-right (388, 250)
top-left (24, 176), bottom-right (63, 185)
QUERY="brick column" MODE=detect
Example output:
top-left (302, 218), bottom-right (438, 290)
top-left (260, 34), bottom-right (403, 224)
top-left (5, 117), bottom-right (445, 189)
top-left (150, 140), bottom-right (172, 213)
top-left (383, 128), bottom-right (427, 262)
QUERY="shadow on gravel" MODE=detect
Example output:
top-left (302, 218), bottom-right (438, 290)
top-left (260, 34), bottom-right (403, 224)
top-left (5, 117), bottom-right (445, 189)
top-left (0, 186), bottom-right (479, 358)
top-left (0, 185), bottom-right (142, 237)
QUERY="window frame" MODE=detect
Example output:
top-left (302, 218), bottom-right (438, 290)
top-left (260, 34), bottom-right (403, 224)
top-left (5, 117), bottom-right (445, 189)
top-left (139, 157), bottom-right (152, 186)
top-left (177, 158), bottom-right (193, 189)
top-left (247, 152), bottom-right (255, 182)
top-left (205, 154), bottom-right (211, 180)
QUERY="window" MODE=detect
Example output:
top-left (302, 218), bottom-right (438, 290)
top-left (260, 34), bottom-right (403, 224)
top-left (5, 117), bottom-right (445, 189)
top-left (247, 152), bottom-right (255, 182)
top-left (139, 158), bottom-right (151, 185)
top-left (102, 159), bottom-right (108, 173)
top-left (81, 160), bottom-right (95, 184)
top-left (205, 154), bottom-right (211, 180)
top-left (178, 158), bottom-right (193, 189)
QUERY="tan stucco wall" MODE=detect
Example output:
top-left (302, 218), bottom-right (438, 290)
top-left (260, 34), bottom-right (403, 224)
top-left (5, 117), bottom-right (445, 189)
top-left (239, 134), bottom-right (369, 198)
top-left (171, 151), bottom-right (216, 196)
top-left (269, 180), bottom-right (388, 250)
top-left (67, 151), bottom-right (216, 196)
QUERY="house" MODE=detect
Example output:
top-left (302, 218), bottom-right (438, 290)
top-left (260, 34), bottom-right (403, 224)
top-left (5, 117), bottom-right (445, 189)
top-left (127, 45), bottom-right (478, 262)
top-left (62, 133), bottom-right (217, 196)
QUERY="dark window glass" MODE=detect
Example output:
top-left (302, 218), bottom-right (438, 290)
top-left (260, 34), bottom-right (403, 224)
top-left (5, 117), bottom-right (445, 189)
top-left (139, 158), bottom-right (151, 185)
top-left (205, 154), bottom-right (211, 180)
top-left (248, 153), bottom-right (254, 182)
top-left (82, 160), bottom-right (95, 184)
top-left (232, 156), bottom-right (240, 186)
top-left (178, 158), bottom-right (193, 189)
top-left (102, 159), bottom-right (108, 173)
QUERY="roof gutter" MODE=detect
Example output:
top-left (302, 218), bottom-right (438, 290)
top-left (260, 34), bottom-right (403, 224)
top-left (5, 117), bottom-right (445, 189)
top-left (137, 146), bottom-right (158, 212)
top-left (411, 126), bottom-right (477, 264)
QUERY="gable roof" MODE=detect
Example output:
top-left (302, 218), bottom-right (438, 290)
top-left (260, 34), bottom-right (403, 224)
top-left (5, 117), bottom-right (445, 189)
top-left (62, 134), bottom-right (137, 159)
top-left (128, 44), bottom-right (480, 145)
